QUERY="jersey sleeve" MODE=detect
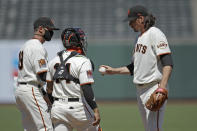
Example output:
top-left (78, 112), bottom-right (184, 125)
top-left (151, 28), bottom-right (171, 56)
top-left (30, 46), bottom-right (48, 74)
top-left (79, 59), bottom-right (94, 86)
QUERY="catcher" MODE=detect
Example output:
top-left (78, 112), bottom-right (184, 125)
top-left (46, 28), bottom-right (102, 131)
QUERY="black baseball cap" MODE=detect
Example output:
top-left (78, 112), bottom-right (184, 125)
top-left (33, 17), bottom-right (59, 30)
top-left (124, 5), bottom-right (148, 22)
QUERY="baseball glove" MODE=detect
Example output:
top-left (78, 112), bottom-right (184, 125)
top-left (145, 88), bottom-right (168, 111)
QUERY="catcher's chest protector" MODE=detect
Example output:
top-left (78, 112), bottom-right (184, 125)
top-left (53, 51), bottom-right (80, 84)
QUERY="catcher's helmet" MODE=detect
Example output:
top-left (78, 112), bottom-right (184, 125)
top-left (61, 28), bottom-right (88, 55)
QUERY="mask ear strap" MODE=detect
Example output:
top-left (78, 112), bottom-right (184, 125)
top-left (63, 33), bottom-right (67, 46)
top-left (67, 33), bottom-right (74, 45)
top-left (71, 28), bottom-right (81, 43)
top-left (62, 29), bottom-right (72, 47)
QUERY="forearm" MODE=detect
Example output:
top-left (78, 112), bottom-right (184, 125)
top-left (45, 81), bottom-right (54, 104)
top-left (46, 81), bottom-right (53, 94)
top-left (93, 107), bottom-right (99, 113)
top-left (110, 66), bottom-right (130, 74)
top-left (160, 66), bottom-right (172, 88)
top-left (81, 84), bottom-right (97, 110)
top-left (92, 107), bottom-right (101, 126)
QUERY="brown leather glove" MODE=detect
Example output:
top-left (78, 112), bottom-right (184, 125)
top-left (145, 88), bottom-right (168, 111)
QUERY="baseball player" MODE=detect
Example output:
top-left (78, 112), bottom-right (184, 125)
top-left (100, 5), bottom-right (173, 131)
top-left (15, 17), bottom-right (59, 131)
top-left (46, 28), bottom-right (102, 131)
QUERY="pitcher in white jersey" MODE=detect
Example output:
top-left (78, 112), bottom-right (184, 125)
top-left (15, 17), bottom-right (59, 131)
top-left (46, 28), bottom-right (102, 131)
top-left (99, 5), bottom-right (173, 131)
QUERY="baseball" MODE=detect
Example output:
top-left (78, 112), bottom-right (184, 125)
top-left (98, 66), bottom-right (106, 73)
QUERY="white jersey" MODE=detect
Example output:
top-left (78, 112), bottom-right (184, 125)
top-left (133, 27), bottom-right (171, 84)
top-left (17, 39), bottom-right (48, 85)
top-left (47, 51), bottom-right (94, 99)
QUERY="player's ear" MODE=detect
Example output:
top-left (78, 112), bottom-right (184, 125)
top-left (138, 16), bottom-right (145, 24)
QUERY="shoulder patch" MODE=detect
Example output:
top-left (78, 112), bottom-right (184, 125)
top-left (87, 70), bottom-right (93, 79)
top-left (38, 59), bottom-right (47, 68)
top-left (157, 41), bottom-right (168, 49)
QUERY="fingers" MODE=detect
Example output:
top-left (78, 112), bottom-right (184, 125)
top-left (43, 95), bottom-right (52, 106)
top-left (99, 65), bottom-right (113, 71)
top-left (92, 108), bottom-right (101, 126)
top-left (98, 66), bottom-right (107, 76)
top-left (99, 65), bottom-right (109, 69)
top-left (99, 65), bottom-right (114, 75)
top-left (99, 65), bottom-right (108, 75)
top-left (92, 116), bottom-right (101, 126)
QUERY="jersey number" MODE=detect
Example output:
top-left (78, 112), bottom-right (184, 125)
top-left (18, 51), bottom-right (24, 70)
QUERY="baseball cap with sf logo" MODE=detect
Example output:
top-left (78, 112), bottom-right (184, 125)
top-left (33, 17), bottom-right (59, 30)
top-left (124, 5), bottom-right (148, 22)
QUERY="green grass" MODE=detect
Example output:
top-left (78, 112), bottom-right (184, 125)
top-left (0, 105), bottom-right (23, 131)
top-left (99, 102), bottom-right (197, 131)
top-left (1, 101), bottom-right (197, 131)
top-left (99, 102), bottom-right (143, 130)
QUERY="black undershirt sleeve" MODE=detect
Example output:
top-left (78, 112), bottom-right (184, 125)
top-left (160, 54), bottom-right (173, 67)
top-left (38, 72), bottom-right (47, 82)
top-left (38, 72), bottom-right (47, 96)
top-left (90, 59), bottom-right (95, 71)
top-left (126, 62), bottom-right (134, 75)
top-left (81, 84), bottom-right (97, 110)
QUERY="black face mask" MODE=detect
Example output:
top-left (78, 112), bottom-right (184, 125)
top-left (44, 29), bottom-right (54, 41)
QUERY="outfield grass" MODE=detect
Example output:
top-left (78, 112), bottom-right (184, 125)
top-left (0, 101), bottom-right (197, 131)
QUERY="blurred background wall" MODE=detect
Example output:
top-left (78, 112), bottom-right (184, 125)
top-left (0, 0), bottom-right (197, 103)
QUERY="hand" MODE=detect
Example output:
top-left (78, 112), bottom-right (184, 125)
top-left (43, 94), bottom-right (52, 106)
top-left (92, 108), bottom-right (101, 126)
top-left (99, 65), bottom-right (115, 75)
top-left (145, 87), bottom-right (168, 111)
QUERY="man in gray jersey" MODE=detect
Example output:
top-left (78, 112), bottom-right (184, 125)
top-left (100, 5), bottom-right (173, 131)
top-left (15, 17), bottom-right (59, 131)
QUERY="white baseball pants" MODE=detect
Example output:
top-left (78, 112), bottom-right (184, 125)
top-left (136, 82), bottom-right (168, 131)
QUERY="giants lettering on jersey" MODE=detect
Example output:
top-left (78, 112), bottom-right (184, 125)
top-left (135, 44), bottom-right (147, 54)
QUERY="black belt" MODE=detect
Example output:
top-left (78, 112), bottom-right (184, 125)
top-left (18, 82), bottom-right (27, 85)
top-left (54, 97), bottom-right (79, 102)
top-left (137, 84), bottom-right (144, 86)
top-left (18, 82), bottom-right (41, 88)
